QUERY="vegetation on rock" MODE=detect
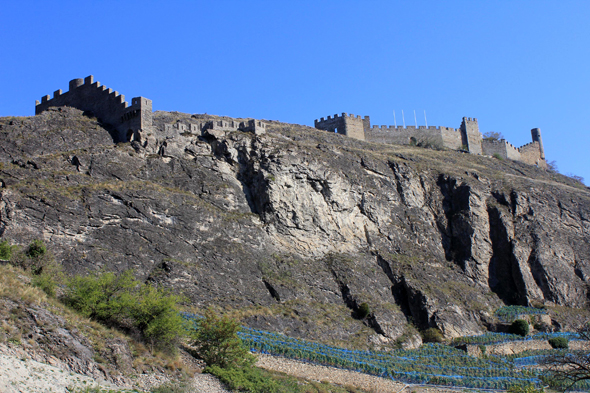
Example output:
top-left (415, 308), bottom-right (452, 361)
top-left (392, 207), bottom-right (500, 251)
top-left (548, 337), bottom-right (569, 349)
top-left (64, 269), bottom-right (186, 352)
top-left (509, 319), bottom-right (530, 336)
top-left (421, 327), bottom-right (444, 343)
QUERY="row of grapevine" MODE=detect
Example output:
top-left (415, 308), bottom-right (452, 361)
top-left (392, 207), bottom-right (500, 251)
top-left (451, 331), bottom-right (580, 346)
top-left (182, 313), bottom-right (590, 390)
top-left (494, 306), bottom-right (547, 322)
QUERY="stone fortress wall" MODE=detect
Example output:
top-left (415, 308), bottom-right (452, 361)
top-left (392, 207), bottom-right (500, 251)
top-left (35, 76), bottom-right (152, 143)
top-left (314, 112), bottom-right (547, 168)
top-left (35, 76), bottom-right (266, 144)
top-left (163, 119), bottom-right (266, 138)
top-left (34, 75), bottom-right (545, 169)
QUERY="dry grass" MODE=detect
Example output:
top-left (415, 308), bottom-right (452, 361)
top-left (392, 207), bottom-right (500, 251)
top-left (0, 263), bottom-right (192, 378)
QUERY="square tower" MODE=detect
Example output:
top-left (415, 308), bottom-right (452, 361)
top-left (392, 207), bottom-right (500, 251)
top-left (460, 117), bottom-right (482, 155)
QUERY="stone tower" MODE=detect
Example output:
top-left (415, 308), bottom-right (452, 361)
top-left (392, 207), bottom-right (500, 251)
top-left (35, 75), bottom-right (153, 143)
top-left (460, 117), bottom-right (482, 155)
top-left (531, 128), bottom-right (545, 160)
top-left (314, 113), bottom-right (367, 141)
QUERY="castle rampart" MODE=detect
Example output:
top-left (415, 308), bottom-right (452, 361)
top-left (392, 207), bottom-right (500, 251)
top-left (33, 76), bottom-right (545, 169)
top-left (164, 119), bottom-right (266, 137)
top-left (35, 75), bottom-right (151, 142)
top-left (35, 76), bottom-right (266, 143)
top-left (314, 113), bottom-right (367, 141)
top-left (314, 112), bottom-right (547, 168)
top-left (519, 139), bottom-right (546, 168)
top-left (481, 139), bottom-right (521, 161)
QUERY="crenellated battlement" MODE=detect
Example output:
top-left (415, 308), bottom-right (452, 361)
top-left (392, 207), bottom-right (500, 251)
top-left (369, 125), bottom-right (460, 133)
top-left (164, 118), bottom-right (267, 137)
top-left (315, 110), bottom-right (546, 168)
top-left (33, 76), bottom-right (546, 169)
top-left (35, 75), bottom-right (152, 143)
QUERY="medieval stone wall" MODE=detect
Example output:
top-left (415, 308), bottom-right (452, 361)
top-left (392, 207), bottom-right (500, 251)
top-left (519, 141), bottom-right (547, 168)
top-left (364, 125), bottom-right (461, 149)
top-left (460, 118), bottom-right (482, 155)
top-left (482, 139), bottom-right (521, 161)
top-left (35, 76), bottom-right (152, 142)
top-left (314, 113), bottom-right (367, 141)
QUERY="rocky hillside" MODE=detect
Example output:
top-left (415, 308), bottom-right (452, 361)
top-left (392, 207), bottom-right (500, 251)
top-left (1, 107), bottom-right (589, 347)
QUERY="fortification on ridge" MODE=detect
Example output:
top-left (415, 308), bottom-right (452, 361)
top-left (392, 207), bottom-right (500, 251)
top-left (34, 76), bottom-right (545, 169)
top-left (35, 76), bottom-right (153, 143)
top-left (35, 76), bottom-right (266, 143)
top-left (314, 113), bottom-right (547, 168)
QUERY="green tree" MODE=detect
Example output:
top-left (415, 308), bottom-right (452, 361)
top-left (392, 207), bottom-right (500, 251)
top-left (64, 269), bottom-right (137, 323)
top-left (191, 307), bottom-right (255, 369)
top-left (65, 270), bottom-right (186, 353)
top-left (509, 319), bottom-right (529, 336)
top-left (131, 284), bottom-right (186, 350)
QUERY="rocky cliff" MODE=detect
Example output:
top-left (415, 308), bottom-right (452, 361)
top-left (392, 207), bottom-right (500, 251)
top-left (1, 108), bottom-right (589, 347)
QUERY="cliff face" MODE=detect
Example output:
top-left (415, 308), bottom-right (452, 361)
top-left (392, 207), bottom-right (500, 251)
top-left (1, 108), bottom-right (589, 346)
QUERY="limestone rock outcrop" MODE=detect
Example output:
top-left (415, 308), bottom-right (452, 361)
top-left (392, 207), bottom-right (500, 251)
top-left (1, 108), bottom-right (589, 346)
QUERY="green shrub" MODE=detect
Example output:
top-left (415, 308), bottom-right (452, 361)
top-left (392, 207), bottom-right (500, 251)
top-left (32, 272), bottom-right (57, 297)
top-left (64, 270), bottom-right (185, 352)
top-left (26, 239), bottom-right (46, 259)
top-left (421, 327), bottom-right (444, 343)
top-left (507, 382), bottom-right (544, 393)
top-left (493, 153), bottom-right (504, 160)
top-left (65, 270), bottom-right (137, 323)
top-left (509, 319), bottom-right (530, 336)
top-left (0, 240), bottom-right (12, 260)
top-left (191, 306), bottom-right (255, 369)
top-left (206, 365), bottom-right (282, 393)
top-left (548, 337), bottom-right (569, 349)
top-left (357, 303), bottom-right (370, 319)
top-left (131, 284), bottom-right (186, 350)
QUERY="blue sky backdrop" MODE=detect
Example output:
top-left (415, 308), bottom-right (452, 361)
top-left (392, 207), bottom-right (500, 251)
top-left (1, 1), bottom-right (588, 183)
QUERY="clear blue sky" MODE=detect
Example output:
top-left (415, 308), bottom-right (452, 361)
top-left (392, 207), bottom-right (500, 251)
top-left (1, 1), bottom-right (588, 183)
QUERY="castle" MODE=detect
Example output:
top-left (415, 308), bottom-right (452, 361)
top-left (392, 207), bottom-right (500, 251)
top-left (35, 75), bottom-right (266, 143)
top-left (34, 76), bottom-right (545, 169)
top-left (314, 113), bottom-right (547, 168)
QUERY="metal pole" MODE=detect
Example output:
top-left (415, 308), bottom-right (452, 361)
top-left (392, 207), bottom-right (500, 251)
top-left (414, 110), bottom-right (417, 127)
top-left (424, 110), bottom-right (428, 127)
top-left (402, 110), bottom-right (405, 128)
top-left (393, 110), bottom-right (396, 127)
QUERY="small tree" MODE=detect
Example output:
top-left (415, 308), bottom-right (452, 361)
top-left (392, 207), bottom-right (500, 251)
top-left (191, 307), bottom-right (255, 369)
top-left (131, 284), bottom-right (185, 351)
top-left (509, 319), bottom-right (530, 336)
top-left (65, 269), bottom-right (137, 323)
top-left (483, 131), bottom-right (504, 141)
top-left (547, 160), bottom-right (559, 173)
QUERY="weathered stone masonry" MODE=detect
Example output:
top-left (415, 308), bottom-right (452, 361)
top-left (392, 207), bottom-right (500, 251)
top-left (35, 76), bottom-right (153, 143)
top-left (34, 75), bottom-right (544, 168)
top-left (35, 75), bottom-right (266, 143)
top-left (315, 112), bottom-right (547, 168)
